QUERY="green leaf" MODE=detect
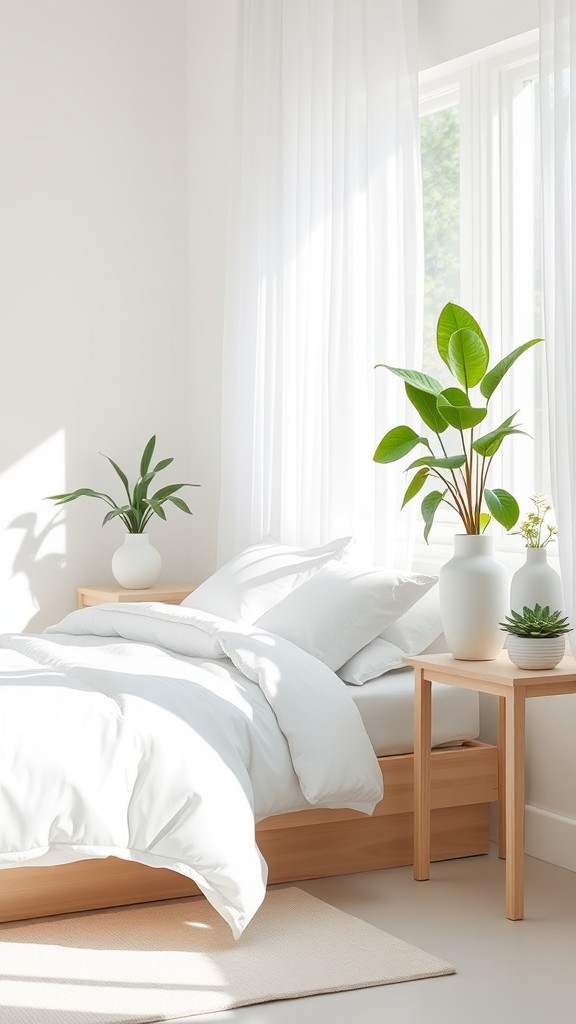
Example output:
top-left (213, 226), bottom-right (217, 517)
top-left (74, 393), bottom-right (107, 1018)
top-left (101, 507), bottom-right (130, 527)
top-left (407, 454), bottom-right (466, 470)
top-left (144, 498), bottom-right (167, 520)
top-left (373, 426), bottom-right (430, 464)
top-left (150, 483), bottom-right (188, 502)
top-left (484, 488), bottom-right (520, 531)
top-left (472, 420), bottom-right (528, 457)
top-left (133, 471), bottom-right (156, 506)
top-left (401, 468), bottom-right (429, 508)
top-left (46, 487), bottom-right (118, 507)
top-left (436, 390), bottom-right (487, 430)
top-left (479, 512), bottom-right (492, 533)
top-left (421, 489), bottom-right (447, 544)
top-left (405, 384), bottom-right (449, 433)
top-left (153, 457), bottom-right (174, 474)
top-left (447, 328), bottom-right (490, 389)
top-left (167, 495), bottom-right (193, 515)
top-left (140, 435), bottom-right (156, 476)
top-left (102, 455), bottom-right (131, 502)
top-left (376, 366), bottom-right (443, 395)
top-left (436, 303), bottom-right (488, 370)
top-left (480, 338), bottom-right (543, 400)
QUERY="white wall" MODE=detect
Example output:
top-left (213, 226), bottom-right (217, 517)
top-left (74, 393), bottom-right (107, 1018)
top-left (186, 0), bottom-right (239, 584)
top-left (0, 0), bottom-right (201, 629)
top-left (419, 0), bottom-right (538, 69)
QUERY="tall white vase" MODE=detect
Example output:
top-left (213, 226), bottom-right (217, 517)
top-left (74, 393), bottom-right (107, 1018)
top-left (111, 533), bottom-right (162, 589)
top-left (509, 547), bottom-right (563, 615)
top-left (439, 534), bottom-right (509, 661)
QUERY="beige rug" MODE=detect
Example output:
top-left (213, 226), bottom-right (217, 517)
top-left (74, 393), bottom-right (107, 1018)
top-left (0, 887), bottom-right (454, 1023)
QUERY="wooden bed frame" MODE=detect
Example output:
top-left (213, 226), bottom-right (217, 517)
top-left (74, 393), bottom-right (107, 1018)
top-left (0, 739), bottom-right (497, 923)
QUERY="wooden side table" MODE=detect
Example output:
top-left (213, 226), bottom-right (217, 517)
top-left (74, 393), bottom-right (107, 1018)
top-left (77, 584), bottom-right (196, 609)
top-left (404, 651), bottom-right (576, 921)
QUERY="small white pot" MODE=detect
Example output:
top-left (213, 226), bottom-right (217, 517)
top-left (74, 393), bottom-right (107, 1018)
top-left (510, 547), bottom-right (563, 616)
top-left (506, 635), bottom-right (565, 670)
top-left (111, 533), bottom-right (162, 589)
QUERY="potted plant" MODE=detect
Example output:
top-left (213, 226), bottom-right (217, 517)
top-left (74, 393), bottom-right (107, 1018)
top-left (373, 301), bottom-right (542, 660)
top-left (47, 435), bottom-right (199, 589)
top-left (500, 604), bottom-right (571, 670)
top-left (510, 495), bottom-right (563, 615)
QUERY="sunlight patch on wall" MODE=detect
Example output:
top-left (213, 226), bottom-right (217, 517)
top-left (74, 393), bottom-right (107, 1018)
top-left (0, 430), bottom-right (66, 632)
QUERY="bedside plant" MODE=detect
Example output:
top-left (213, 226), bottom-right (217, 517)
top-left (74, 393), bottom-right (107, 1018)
top-left (500, 604), bottom-right (571, 638)
top-left (373, 302), bottom-right (542, 540)
top-left (500, 604), bottom-right (572, 670)
top-left (47, 435), bottom-right (199, 590)
top-left (510, 495), bottom-right (563, 615)
top-left (372, 301), bottom-right (543, 661)
top-left (47, 434), bottom-right (199, 533)
top-left (514, 494), bottom-right (557, 548)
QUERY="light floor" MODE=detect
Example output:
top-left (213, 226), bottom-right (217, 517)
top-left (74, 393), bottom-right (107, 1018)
top-left (183, 846), bottom-right (576, 1024)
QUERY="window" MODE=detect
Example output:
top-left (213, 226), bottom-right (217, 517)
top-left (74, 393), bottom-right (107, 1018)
top-left (415, 31), bottom-right (547, 567)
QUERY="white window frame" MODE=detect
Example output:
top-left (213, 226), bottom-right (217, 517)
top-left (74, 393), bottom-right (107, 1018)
top-left (414, 30), bottom-right (549, 575)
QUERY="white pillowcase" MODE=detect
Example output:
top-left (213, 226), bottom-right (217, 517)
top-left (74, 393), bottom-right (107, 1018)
top-left (380, 584), bottom-right (444, 653)
top-left (255, 562), bottom-right (437, 671)
top-left (338, 583), bottom-right (445, 684)
top-left (337, 637), bottom-right (406, 683)
top-left (180, 537), bottom-right (351, 623)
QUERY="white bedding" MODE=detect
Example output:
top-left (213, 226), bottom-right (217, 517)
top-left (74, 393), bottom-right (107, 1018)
top-left (0, 603), bottom-right (382, 938)
top-left (349, 667), bottom-right (480, 756)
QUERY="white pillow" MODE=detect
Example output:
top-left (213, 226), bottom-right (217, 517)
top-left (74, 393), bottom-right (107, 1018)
top-left (180, 536), bottom-right (351, 623)
top-left (338, 584), bottom-right (445, 684)
top-left (380, 584), bottom-right (443, 655)
top-left (256, 562), bottom-right (437, 671)
top-left (338, 637), bottom-right (405, 684)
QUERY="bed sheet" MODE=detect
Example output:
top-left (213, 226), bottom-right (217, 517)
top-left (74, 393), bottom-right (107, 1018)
top-left (350, 666), bottom-right (479, 757)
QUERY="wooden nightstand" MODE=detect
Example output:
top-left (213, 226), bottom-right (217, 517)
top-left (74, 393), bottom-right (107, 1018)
top-left (77, 584), bottom-right (196, 609)
top-left (405, 651), bottom-right (576, 921)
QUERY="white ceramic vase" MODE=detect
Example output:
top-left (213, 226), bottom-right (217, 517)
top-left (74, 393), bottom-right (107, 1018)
top-left (509, 547), bottom-right (563, 615)
top-left (111, 533), bottom-right (162, 589)
top-left (507, 635), bottom-right (565, 670)
top-left (439, 534), bottom-right (509, 661)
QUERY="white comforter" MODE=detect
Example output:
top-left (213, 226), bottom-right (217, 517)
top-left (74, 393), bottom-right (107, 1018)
top-left (0, 603), bottom-right (382, 937)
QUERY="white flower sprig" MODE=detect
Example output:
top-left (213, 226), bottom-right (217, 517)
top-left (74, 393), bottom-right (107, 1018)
top-left (515, 494), bottom-right (558, 548)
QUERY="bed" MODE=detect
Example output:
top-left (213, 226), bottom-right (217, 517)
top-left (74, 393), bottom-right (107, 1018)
top-left (0, 539), bottom-right (498, 934)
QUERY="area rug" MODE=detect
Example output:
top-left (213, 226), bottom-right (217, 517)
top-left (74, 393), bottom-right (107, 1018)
top-left (0, 887), bottom-right (455, 1023)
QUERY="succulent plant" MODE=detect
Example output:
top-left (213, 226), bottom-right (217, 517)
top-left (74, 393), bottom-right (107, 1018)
top-left (500, 604), bottom-right (572, 639)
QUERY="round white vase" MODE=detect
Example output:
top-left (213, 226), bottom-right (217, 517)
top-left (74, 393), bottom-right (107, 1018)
top-left (507, 635), bottom-right (565, 670)
top-left (509, 547), bottom-right (563, 615)
top-left (439, 534), bottom-right (509, 661)
top-left (111, 533), bottom-right (162, 589)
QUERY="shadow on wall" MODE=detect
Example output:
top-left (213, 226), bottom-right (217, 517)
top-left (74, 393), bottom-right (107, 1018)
top-left (8, 513), bottom-right (66, 633)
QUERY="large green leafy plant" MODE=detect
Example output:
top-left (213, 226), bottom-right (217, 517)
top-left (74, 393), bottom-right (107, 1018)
top-left (373, 303), bottom-right (542, 540)
top-left (47, 435), bottom-right (199, 533)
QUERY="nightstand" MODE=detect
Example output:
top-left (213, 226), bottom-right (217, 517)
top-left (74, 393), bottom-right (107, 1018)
top-left (404, 651), bottom-right (576, 921)
top-left (77, 584), bottom-right (196, 609)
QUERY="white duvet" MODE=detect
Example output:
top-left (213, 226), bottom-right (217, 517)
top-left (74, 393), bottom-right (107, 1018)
top-left (0, 603), bottom-right (382, 937)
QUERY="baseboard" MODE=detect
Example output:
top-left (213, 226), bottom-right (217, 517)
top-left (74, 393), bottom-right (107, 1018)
top-left (524, 804), bottom-right (576, 873)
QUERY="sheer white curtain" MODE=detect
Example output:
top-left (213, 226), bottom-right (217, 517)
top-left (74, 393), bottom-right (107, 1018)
top-left (540, 0), bottom-right (576, 639)
top-left (218, 0), bottom-right (422, 566)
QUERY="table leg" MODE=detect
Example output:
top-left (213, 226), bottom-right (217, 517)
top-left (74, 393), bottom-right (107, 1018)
top-left (505, 687), bottom-right (526, 920)
top-left (498, 695), bottom-right (506, 859)
top-left (414, 667), bottom-right (432, 881)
